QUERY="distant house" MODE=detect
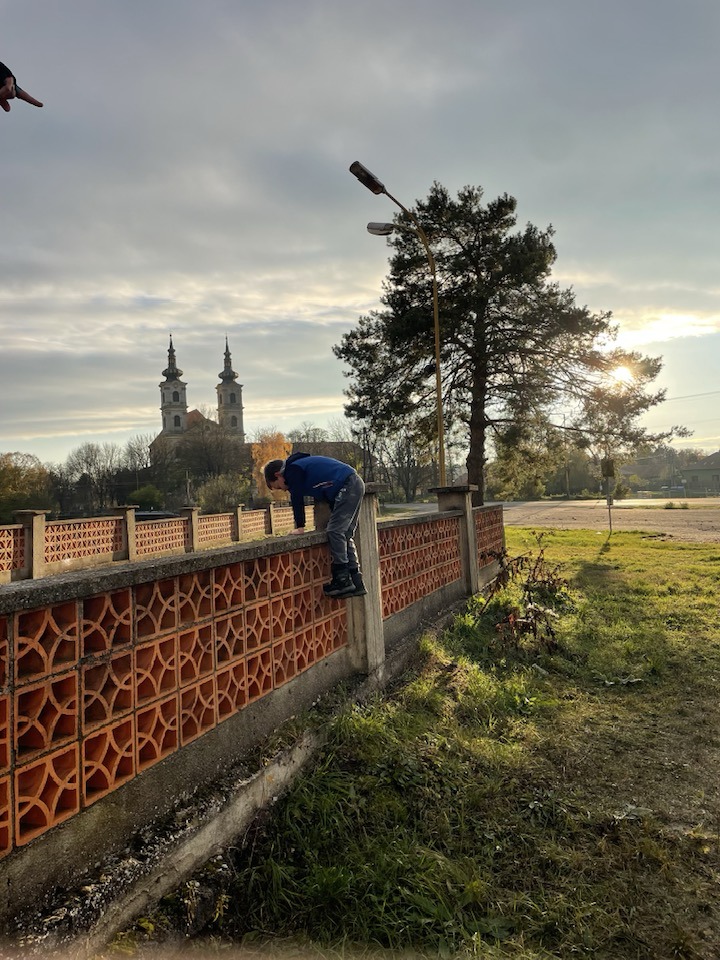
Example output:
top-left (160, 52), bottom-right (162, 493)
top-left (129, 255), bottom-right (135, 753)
top-left (681, 451), bottom-right (720, 494)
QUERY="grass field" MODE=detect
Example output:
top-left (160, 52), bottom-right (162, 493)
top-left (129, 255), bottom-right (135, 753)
top-left (119, 529), bottom-right (720, 960)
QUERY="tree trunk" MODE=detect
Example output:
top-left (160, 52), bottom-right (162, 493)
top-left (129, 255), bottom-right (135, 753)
top-left (467, 366), bottom-right (487, 506)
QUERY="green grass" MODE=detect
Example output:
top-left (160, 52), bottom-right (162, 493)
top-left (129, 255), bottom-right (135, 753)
top-left (125, 529), bottom-right (720, 959)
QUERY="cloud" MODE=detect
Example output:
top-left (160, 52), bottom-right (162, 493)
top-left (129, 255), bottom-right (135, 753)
top-left (2, 0), bottom-right (720, 461)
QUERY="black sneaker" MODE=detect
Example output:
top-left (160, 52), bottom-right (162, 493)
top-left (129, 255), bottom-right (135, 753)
top-left (349, 571), bottom-right (367, 597)
top-left (323, 569), bottom-right (356, 598)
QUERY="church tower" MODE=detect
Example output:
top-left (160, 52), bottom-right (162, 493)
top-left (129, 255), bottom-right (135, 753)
top-left (216, 337), bottom-right (245, 440)
top-left (159, 336), bottom-right (188, 436)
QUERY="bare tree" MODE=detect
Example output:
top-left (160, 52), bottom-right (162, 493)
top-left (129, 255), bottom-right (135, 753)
top-left (287, 421), bottom-right (329, 444)
top-left (123, 434), bottom-right (153, 473)
top-left (65, 442), bottom-right (123, 513)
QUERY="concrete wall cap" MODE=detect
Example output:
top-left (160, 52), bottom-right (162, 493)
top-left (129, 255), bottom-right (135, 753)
top-left (428, 485), bottom-right (479, 494)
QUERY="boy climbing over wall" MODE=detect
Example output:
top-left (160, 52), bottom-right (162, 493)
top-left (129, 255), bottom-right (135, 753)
top-left (264, 453), bottom-right (366, 599)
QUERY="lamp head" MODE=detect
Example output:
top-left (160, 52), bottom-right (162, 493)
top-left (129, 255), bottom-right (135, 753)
top-left (349, 161), bottom-right (385, 195)
top-left (367, 222), bottom-right (395, 236)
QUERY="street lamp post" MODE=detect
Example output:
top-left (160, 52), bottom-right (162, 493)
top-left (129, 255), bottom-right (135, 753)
top-left (349, 161), bottom-right (447, 487)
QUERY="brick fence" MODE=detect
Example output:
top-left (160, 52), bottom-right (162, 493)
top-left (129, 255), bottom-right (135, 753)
top-left (1, 503), bottom-right (312, 584)
top-left (0, 486), bottom-right (503, 927)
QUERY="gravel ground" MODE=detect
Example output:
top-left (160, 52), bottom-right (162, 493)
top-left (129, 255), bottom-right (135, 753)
top-left (502, 498), bottom-right (720, 543)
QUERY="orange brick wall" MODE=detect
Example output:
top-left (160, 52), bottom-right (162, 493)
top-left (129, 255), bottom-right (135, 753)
top-left (0, 503), bottom-right (504, 871)
top-left (0, 544), bottom-right (346, 855)
top-left (473, 505), bottom-right (505, 567)
top-left (378, 515), bottom-right (464, 620)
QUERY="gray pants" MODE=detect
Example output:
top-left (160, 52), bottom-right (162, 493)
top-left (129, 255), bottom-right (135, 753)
top-left (326, 472), bottom-right (365, 568)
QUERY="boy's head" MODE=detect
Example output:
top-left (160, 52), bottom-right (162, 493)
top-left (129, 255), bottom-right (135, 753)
top-left (263, 459), bottom-right (286, 491)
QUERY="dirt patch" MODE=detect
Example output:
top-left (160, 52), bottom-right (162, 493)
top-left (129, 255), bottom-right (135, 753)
top-left (503, 503), bottom-right (720, 543)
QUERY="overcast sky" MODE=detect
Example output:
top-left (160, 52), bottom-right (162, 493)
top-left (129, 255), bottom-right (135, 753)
top-left (2, 0), bottom-right (719, 465)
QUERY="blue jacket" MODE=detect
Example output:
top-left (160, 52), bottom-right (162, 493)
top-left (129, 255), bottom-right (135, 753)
top-left (281, 453), bottom-right (355, 528)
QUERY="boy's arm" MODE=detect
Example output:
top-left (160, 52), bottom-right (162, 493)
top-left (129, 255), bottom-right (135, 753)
top-left (289, 488), bottom-right (306, 531)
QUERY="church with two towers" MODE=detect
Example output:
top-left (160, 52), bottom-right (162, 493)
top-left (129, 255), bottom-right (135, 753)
top-left (152, 336), bottom-right (245, 452)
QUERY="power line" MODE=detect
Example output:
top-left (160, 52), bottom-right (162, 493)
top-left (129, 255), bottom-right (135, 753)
top-left (663, 390), bottom-right (720, 402)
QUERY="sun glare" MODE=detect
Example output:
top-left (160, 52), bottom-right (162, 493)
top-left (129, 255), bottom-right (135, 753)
top-left (609, 365), bottom-right (635, 387)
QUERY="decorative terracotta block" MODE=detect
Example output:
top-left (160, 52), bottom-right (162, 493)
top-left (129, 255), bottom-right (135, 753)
top-left (134, 636), bottom-right (177, 706)
top-left (272, 637), bottom-right (297, 688)
top-left (82, 717), bottom-right (135, 805)
top-left (307, 545), bottom-right (331, 584)
top-left (14, 602), bottom-right (78, 683)
top-left (311, 583), bottom-right (340, 622)
top-left (246, 649), bottom-right (273, 703)
top-left (179, 679), bottom-right (216, 746)
top-left (177, 624), bottom-right (214, 687)
top-left (294, 628), bottom-right (316, 674)
top-left (269, 594), bottom-right (295, 641)
top-left (243, 556), bottom-right (272, 603)
top-left (291, 549), bottom-right (314, 589)
top-left (216, 662), bottom-right (247, 721)
top-left (314, 616), bottom-right (347, 660)
top-left (213, 563), bottom-right (244, 612)
top-left (293, 587), bottom-right (314, 632)
top-left (15, 675), bottom-right (78, 762)
top-left (82, 653), bottom-right (133, 732)
top-left (178, 571), bottom-right (213, 626)
top-left (136, 695), bottom-right (178, 773)
top-left (215, 611), bottom-right (245, 664)
top-left (267, 552), bottom-right (302, 595)
top-left (244, 601), bottom-right (272, 652)
top-left (81, 590), bottom-right (132, 656)
top-left (15, 744), bottom-right (80, 845)
top-left (0, 776), bottom-right (10, 859)
top-left (134, 578), bottom-right (177, 639)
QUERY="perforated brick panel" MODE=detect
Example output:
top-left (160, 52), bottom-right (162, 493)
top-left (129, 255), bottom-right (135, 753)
top-left (0, 544), bottom-right (350, 852)
top-left (473, 506), bottom-right (505, 568)
top-left (378, 517), bottom-right (463, 619)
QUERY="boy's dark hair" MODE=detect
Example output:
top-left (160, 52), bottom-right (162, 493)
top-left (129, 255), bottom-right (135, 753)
top-left (263, 459), bottom-right (285, 487)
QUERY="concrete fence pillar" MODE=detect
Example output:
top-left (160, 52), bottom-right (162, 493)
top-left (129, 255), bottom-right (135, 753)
top-left (113, 506), bottom-right (139, 562)
top-left (346, 483), bottom-right (387, 677)
top-left (431, 485), bottom-right (480, 597)
top-left (180, 507), bottom-right (200, 552)
top-left (234, 505), bottom-right (245, 542)
top-left (13, 510), bottom-right (49, 580)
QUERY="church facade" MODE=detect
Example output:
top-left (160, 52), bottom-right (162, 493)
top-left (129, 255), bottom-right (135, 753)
top-left (152, 336), bottom-right (245, 450)
top-left (149, 336), bottom-right (365, 476)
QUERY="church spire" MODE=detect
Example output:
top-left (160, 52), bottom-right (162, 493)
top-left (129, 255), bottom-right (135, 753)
top-left (162, 335), bottom-right (183, 381)
top-left (218, 336), bottom-right (238, 382)
top-left (216, 337), bottom-right (244, 440)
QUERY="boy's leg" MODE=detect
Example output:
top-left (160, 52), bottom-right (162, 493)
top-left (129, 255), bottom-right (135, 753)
top-left (325, 474), bottom-right (364, 566)
top-left (324, 474), bottom-right (365, 598)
